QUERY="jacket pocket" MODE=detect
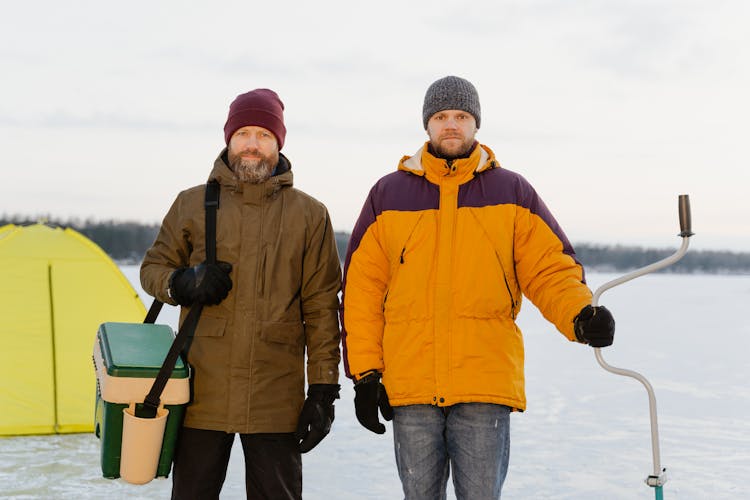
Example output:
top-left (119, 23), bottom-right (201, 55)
top-left (382, 213), bottom-right (425, 317)
top-left (194, 315), bottom-right (227, 337)
top-left (260, 321), bottom-right (305, 353)
top-left (466, 209), bottom-right (519, 319)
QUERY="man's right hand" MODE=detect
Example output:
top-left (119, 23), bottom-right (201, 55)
top-left (354, 372), bottom-right (393, 434)
top-left (169, 261), bottom-right (233, 306)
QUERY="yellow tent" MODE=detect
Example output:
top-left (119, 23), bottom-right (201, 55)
top-left (0, 223), bottom-right (146, 435)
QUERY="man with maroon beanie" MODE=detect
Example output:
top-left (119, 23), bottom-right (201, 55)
top-left (141, 88), bottom-right (342, 500)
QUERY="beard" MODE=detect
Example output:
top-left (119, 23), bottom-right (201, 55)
top-left (228, 148), bottom-right (278, 184)
top-left (430, 134), bottom-right (475, 160)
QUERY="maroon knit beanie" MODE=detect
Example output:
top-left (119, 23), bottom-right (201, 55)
top-left (223, 89), bottom-right (286, 149)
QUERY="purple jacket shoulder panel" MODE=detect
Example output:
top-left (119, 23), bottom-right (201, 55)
top-left (346, 171), bottom-right (439, 264)
top-left (458, 168), bottom-right (580, 262)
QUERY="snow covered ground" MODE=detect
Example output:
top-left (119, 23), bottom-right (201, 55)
top-left (1, 267), bottom-right (748, 499)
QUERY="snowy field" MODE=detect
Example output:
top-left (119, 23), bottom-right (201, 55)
top-left (1, 266), bottom-right (749, 499)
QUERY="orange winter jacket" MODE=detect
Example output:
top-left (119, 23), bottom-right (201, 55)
top-left (341, 143), bottom-right (592, 411)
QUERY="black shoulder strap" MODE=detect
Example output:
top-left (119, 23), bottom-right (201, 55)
top-left (143, 298), bottom-right (163, 325)
top-left (137, 181), bottom-right (220, 418)
top-left (204, 180), bottom-right (219, 266)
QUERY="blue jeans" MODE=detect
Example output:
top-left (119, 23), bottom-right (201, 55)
top-left (393, 403), bottom-right (511, 500)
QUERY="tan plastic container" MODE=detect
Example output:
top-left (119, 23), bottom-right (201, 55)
top-left (119, 405), bottom-right (170, 485)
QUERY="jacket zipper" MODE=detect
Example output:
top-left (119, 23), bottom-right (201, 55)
top-left (382, 249), bottom-right (404, 310)
top-left (500, 264), bottom-right (518, 319)
top-left (259, 248), bottom-right (267, 295)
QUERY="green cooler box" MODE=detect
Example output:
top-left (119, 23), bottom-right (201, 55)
top-left (93, 322), bottom-right (190, 480)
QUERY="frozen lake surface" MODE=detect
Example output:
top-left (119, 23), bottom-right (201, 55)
top-left (1, 268), bottom-right (749, 499)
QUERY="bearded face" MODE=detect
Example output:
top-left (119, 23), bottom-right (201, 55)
top-left (227, 126), bottom-right (280, 184)
top-left (228, 147), bottom-right (278, 184)
top-left (426, 110), bottom-right (478, 160)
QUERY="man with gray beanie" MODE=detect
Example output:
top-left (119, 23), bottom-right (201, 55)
top-left (341, 75), bottom-right (615, 499)
top-left (141, 88), bottom-right (342, 499)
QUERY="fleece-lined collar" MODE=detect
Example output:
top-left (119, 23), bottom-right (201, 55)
top-left (398, 142), bottom-right (499, 185)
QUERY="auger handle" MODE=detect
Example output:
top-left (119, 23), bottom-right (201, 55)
top-left (678, 194), bottom-right (694, 237)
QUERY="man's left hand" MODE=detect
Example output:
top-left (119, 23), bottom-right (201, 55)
top-left (295, 384), bottom-right (340, 453)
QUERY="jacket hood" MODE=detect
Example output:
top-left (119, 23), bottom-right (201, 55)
top-left (208, 148), bottom-right (293, 196)
top-left (398, 142), bottom-right (499, 183)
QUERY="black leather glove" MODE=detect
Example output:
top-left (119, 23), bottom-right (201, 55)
top-left (295, 384), bottom-right (340, 453)
top-left (574, 305), bottom-right (615, 348)
top-left (354, 372), bottom-right (393, 434)
top-left (169, 261), bottom-right (233, 306)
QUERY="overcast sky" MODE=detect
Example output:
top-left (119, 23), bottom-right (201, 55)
top-left (2, 0), bottom-right (748, 251)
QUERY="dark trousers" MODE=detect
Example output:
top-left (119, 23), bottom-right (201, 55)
top-left (170, 426), bottom-right (302, 500)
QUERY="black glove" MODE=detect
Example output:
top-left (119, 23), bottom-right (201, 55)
top-left (169, 261), bottom-right (233, 306)
top-left (574, 305), bottom-right (615, 348)
top-left (354, 372), bottom-right (393, 434)
top-left (295, 384), bottom-right (340, 453)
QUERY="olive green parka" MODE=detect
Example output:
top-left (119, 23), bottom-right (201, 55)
top-left (141, 151), bottom-right (341, 433)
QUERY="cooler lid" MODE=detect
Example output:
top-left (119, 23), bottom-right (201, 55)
top-left (98, 322), bottom-right (188, 378)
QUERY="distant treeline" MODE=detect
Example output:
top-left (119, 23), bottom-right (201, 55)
top-left (574, 244), bottom-right (750, 274)
top-left (3, 216), bottom-right (749, 274)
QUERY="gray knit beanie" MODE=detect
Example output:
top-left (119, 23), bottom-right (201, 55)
top-left (422, 76), bottom-right (481, 129)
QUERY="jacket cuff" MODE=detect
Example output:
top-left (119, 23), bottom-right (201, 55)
top-left (353, 369), bottom-right (380, 384)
